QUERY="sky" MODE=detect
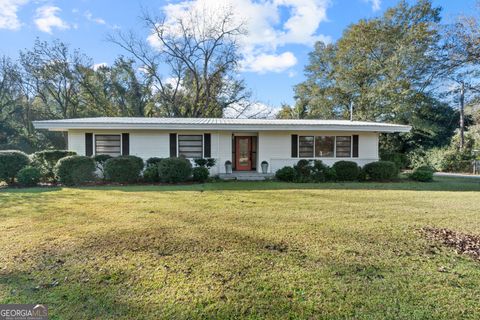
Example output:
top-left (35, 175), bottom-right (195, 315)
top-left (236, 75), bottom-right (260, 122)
top-left (0, 0), bottom-right (477, 111)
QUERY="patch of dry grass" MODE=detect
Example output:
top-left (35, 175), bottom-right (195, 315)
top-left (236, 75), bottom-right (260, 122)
top-left (1, 177), bottom-right (480, 319)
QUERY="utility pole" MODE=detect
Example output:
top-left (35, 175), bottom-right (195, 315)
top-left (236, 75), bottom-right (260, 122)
top-left (459, 82), bottom-right (465, 149)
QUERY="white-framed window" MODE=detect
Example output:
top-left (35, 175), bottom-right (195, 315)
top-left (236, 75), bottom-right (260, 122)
top-left (335, 136), bottom-right (352, 158)
top-left (178, 135), bottom-right (203, 158)
top-left (298, 135), bottom-right (353, 158)
top-left (94, 134), bottom-right (121, 157)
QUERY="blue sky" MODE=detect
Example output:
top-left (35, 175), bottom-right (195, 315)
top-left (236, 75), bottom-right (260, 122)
top-left (0, 0), bottom-right (476, 110)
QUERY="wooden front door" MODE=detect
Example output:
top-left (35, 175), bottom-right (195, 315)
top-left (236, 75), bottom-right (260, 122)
top-left (235, 137), bottom-right (252, 171)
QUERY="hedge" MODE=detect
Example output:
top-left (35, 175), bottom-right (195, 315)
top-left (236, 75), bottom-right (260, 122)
top-left (363, 161), bottom-right (398, 181)
top-left (410, 167), bottom-right (434, 182)
top-left (17, 166), bottom-right (42, 187)
top-left (54, 156), bottom-right (96, 186)
top-left (32, 150), bottom-right (76, 181)
top-left (104, 156), bottom-right (144, 183)
top-left (0, 150), bottom-right (30, 184)
top-left (158, 157), bottom-right (192, 183)
top-left (275, 166), bottom-right (297, 182)
top-left (192, 166), bottom-right (209, 182)
top-left (143, 165), bottom-right (159, 183)
top-left (332, 161), bottom-right (360, 181)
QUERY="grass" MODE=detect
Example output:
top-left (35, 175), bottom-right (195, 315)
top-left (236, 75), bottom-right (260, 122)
top-left (1, 176), bottom-right (480, 319)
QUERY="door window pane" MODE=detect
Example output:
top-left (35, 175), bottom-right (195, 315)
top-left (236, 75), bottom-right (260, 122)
top-left (315, 136), bottom-right (335, 157)
top-left (336, 136), bottom-right (351, 157)
top-left (238, 138), bottom-right (249, 167)
top-left (299, 136), bottom-right (314, 158)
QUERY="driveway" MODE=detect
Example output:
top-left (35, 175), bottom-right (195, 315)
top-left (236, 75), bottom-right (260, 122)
top-left (434, 172), bottom-right (480, 179)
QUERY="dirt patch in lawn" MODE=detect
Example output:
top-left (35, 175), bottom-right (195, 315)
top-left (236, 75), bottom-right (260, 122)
top-left (421, 226), bottom-right (480, 261)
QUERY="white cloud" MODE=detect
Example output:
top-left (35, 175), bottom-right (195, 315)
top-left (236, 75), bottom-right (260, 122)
top-left (0, 0), bottom-right (29, 30)
top-left (242, 51), bottom-right (297, 73)
top-left (155, 0), bottom-right (331, 74)
top-left (84, 10), bottom-right (106, 25)
top-left (364, 0), bottom-right (381, 11)
top-left (34, 5), bottom-right (69, 34)
top-left (92, 62), bottom-right (108, 71)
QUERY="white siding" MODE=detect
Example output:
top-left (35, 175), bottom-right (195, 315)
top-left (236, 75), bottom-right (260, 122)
top-left (68, 130), bottom-right (85, 155)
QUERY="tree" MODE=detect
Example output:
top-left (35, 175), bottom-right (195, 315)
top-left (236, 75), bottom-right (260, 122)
top-left (109, 3), bottom-right (249, 117)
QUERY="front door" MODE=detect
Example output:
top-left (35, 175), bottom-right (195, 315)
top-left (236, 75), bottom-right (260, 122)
top-left (235, 137), bottom-right (252, 171)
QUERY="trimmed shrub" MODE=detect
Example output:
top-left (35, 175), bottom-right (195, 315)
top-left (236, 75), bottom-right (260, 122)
top-left (158, 157), bottom-right (192, 183)
top-left (311, 160), bottom-right (329, 182)
top-left (275, 166), bottom-right (297, 182)
top-left (380, 151), bottom-right (407, 170)
top-left (192, 166), bottom-right (209, 182)
top-left (332, 161), bottom-right (360, 181)
top-left (0, 150), bottom-right (30, 184)
top-left (54, 156), bottom-right (96, 186)
top-left (17, 166), bottom-right (41, 187)
top-left (194, 158), bottom-right (216, 168)
top-left (146, 157), bottom-right (164, 167)
top-left (410, 167), bottom-right (434, 182)
top-left (294, 159), bottom-right (312, 182)
top-left (363, 161), bottom-right (398, 181)
top-left (104, 155), bottom-right (144, 183)
top-left (324, 167), bottom-right (337, 182)
top-left (143, 165), bottom-right (159, 183)
top-left (31, 150), bottom-right (76, 181)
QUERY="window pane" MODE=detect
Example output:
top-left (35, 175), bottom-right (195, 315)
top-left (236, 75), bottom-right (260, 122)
top-left (95, 135), bottom-right (121, 156)
top-left (315, 136), bottom-right (335, 157)
top-left (178, 135), bottom-right (203, 158)
top-left (336, 136), bottom-right (351, 157)
top-left (299, 136), bottom-right (314, 158)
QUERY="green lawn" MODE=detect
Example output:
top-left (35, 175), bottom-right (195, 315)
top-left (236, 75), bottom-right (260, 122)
top-left (1, 176), bottom-right (480, 319)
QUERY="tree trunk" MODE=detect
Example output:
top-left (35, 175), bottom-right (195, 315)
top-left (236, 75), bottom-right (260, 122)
top-left (459, 82), bottom-right (465, 149)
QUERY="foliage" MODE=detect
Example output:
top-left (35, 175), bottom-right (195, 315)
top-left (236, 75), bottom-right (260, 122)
top-left (194, 158), bottom-right (216, 169)
top-left (380, 151), bottom-right (408, 170)
top-left (93, 154), bottom-right (112, 179)
top-left (311, 160), bottom-right (329, 182)
top-left (275, 166), bottom-right (297, 182)
top-left (410, 167), bottom-right (434, 182)
top-left (363, 161), bottom-right (399, 181)
top-left (143, 165), bottom-right (160, 183)
top-left (332, 161), bottom-right (360, 181)
top-left (0, 150), bottom-right (30, 184)
top-left (104, 156), bottom-right (144, 183)
top-left (31, 150), bottom-right (77, 182)
top-left (293, 160), bottom-right (313, 182)
top-left (146, 157), bottom-right (164, 167)
top-left (158, 157), bottom-right (192, 183)
top-left (192, 167), bottom-right (210, 183)
top-left (54, 156), bottom-right (96, 186)
top-left (17, 166), bottom-right (42, 187)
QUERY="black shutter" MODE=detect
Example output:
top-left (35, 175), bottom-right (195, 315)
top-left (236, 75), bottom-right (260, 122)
top-left (169, 133), bottom-right (177, 157)
top-left (85, 133), bottom-right (93, 156)
top-left (291, 134), bottom-right (298, 158)
top-left (204, 133), bottom-right (211, 158)
top-left (122, 133), bottom-right (130, 156)
top-left (352, 135), bottom-right (359, 158)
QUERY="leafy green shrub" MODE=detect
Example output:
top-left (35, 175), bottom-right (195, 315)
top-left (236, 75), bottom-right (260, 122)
top-left (311, 160), bottom-right (329, 182)
top-left (54, 156), bottom-right (96, 186)
top-left (324, 167), bottom-right (337, 182)
top-left (158, 157), bottom-right (192, 183)
top-left (194, 158), bottom-right (216, 168)
top-left (31, 150), bottom-right (76, 181)
top-left (0, 150), bottom-right (30, 184)
top-left (143, 165), bottom-right (159, 183)
top-left (93, 154), bottom-right (112, 179)
top-left (380, 151), bottom-right (407, 170)
top-left (410, 167), bottom-right (434, 182)
top-left (332, 161), bottom-right (360, 181)
top-left (146, 157), bottom-right (164, 167)
top-left (104, 155), bottom-right (144, 183)
top-left (294, 160), bottom-right (312, 182)
top-left (363, 161), bottom-right (398, 181)
top-left (275, 166), bottom-right (297, 182)
top-left (17, 166), bottom-right (41, 187)
top-left (416, 165), bottom-right (435, 172)
top-left (192, 166), bottom-right (209, 182)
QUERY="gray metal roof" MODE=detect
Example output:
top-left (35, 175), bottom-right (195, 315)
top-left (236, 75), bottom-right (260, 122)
top-left (33, 117), bottom-right (412, 133)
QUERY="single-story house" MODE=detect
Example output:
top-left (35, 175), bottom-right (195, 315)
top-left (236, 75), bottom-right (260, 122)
top-left (33, 117), bottom-right (411, 174)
